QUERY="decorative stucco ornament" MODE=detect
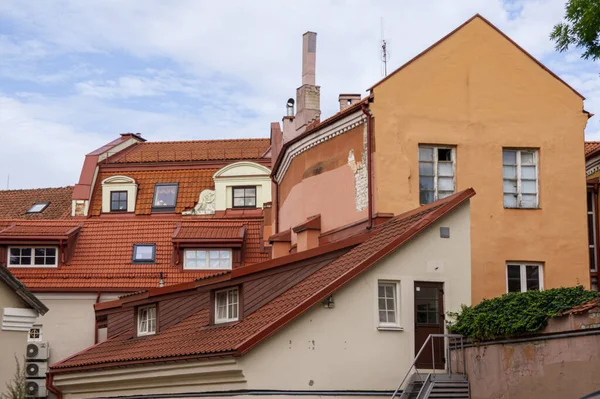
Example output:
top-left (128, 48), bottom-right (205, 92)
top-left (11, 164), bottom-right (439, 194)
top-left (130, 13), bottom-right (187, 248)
top-left (182, 189), bottom-right (216, 215)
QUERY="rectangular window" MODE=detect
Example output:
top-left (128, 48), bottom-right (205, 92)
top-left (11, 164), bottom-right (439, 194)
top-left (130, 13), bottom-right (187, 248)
top-left (28, 326), bottom-right (42, 342)
top-left (110, 191), bottom-right (128, 212)
top-left (377, 281), bottom-right (399, 327)
top-left (133, 244), bottom-right (156, 263)
top-left (8, 247), bottom-right (57, 267)
top-left (184, 249), bottom-right (232, 270)
top-left (215, 288), bottom-right (239, 324)
top-left (27, 202), bottom-right (49, 213)
top-left (588, 190), bottom-right (597, 272)
top-left (152, 183), bottom-right (178, 211)
top-left (507, 263), bottom-right (543, 293)
top-left (233, 186), bottom-right (257, 208)
top-left (137, 305), bottom-right (156, 336)
top-left (419, 146), bottom-right (455, 205)
top-left (503, 149), bottom-right (538, 209)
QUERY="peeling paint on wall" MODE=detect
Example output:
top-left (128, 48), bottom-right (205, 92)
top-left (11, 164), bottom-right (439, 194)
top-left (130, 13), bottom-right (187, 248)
top-left (349, 124), bottom-right (369, 212)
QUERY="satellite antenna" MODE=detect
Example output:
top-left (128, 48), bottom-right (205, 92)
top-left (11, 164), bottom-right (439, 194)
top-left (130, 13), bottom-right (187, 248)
top-left (381, 18), bottom-right (389, 77)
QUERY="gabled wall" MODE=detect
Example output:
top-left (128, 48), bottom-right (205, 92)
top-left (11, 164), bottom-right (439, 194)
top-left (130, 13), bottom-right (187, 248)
top-left (370, 16), bottom-right (589, 302)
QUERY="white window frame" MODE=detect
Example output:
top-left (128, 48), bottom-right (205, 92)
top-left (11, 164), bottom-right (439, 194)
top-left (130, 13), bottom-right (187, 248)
top-left (183, 249), bottom-right (232, 270)
top-left (215, 287), bottom-right (239, 324)
top-left (28, 326), bottom-right (42, 342)
top-left (418, 145), bottom-right (456, 204)
top-left (503, 149), bottom-right (539, 209)
top-left (7, 246), bottom-right (58, 268)
top-left (377, 280), bottom-right (401, 330)
top-left (506, 262), bottom-right (544, 293)
top-left (137, 305), bottom-right (156, 336)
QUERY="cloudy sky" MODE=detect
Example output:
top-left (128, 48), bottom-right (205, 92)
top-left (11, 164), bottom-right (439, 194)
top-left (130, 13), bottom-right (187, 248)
top-left (1, 0), bottom-right (599, 189)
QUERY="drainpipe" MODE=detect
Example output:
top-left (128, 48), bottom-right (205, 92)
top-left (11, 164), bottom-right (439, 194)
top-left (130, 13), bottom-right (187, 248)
top-left (273, 179), bottom-right (280, 234)
top-left (360, 102), bottom-right (374, 229)
top-left (94, 291), bottom-right (101, 344)
top-left (46, 372), bottom-right (62, 399)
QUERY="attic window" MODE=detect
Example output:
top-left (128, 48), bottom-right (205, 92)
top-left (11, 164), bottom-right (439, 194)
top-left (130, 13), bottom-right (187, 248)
top-left (137, 305), bottom-right (156, 336)
top-left (215, 288), bottom-right (239, 324)
top-left (27, 202), bottom-right (49, 214)
top-left (133, 244), bottom-right (156, 263)
top-left (233, 186), bottom-right (256, 208)
top-left (184, 249), bottom-right (232, 270)
top-left (152, 183), bottom-right (178, 212)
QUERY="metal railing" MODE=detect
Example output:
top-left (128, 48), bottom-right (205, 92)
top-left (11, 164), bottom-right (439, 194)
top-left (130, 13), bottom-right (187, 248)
top-left (391, 334), bottom-right (466, 399)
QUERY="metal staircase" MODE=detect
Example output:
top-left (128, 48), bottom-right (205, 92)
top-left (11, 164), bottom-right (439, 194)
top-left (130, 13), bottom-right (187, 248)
top-left (392, 334), bottom-right (469, 399)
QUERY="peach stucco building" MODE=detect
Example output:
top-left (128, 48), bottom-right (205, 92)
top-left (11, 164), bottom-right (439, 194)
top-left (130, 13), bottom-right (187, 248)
top-left (272, 15), bottom-right (590, 304)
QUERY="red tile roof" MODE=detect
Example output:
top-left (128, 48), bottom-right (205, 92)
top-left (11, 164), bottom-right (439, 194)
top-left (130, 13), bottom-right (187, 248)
top-left (90, 169), bottom-right (217, 216)
top-left (0, 223), bottom-right (80, 238)
top-left (50, 189), bottom-right (474, 371)
top-left (106, 139), bottom-right (271, 164)
top-left (558, 297), bottom-right (600, 315)
top-left (6, 218), bottom-right (269, 291)
top-left (174, 224), bottom-right (245, 240)
top-left (0, 187), bottom-right (72, 220)
top-left (585, 142), bottom-right (600, 157)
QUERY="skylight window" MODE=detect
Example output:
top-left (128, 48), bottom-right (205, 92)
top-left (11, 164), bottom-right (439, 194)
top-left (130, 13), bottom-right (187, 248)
top-left (132, 244), bottom-right (156, 263)
top-left (27, 202), bottom-right (50, 214)
top-left (152, 183), bottom-right (178, 212)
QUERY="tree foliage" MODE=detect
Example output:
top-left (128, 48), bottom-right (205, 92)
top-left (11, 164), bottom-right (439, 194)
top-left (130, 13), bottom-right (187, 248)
top-left (447, 286), bottom-right (598, 341)
top-left (550, 0), bottom-right (600, 60)
top-left (1, 356), bottom-right (26, 399)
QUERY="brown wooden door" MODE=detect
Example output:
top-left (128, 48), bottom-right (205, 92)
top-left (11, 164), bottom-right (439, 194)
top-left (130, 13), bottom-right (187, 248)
top-left (414, 282), bottom-right (445, 369)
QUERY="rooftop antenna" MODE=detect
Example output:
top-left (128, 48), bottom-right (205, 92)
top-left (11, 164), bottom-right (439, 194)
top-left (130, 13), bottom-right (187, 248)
top-left (6, 175), bottom-right (9, 190)
top-left (381, 17), bottom-right (389, 77)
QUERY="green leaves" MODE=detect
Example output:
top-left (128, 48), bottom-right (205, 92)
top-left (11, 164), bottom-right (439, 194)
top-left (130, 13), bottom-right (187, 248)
top-left (550, 0), bottom-right (600, 60)
top-left (447, 286), bottom-right (598, 340)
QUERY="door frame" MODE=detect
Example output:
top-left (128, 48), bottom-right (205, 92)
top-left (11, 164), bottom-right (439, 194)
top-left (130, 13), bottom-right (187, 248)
top-left (413, 281), bottom-right (445, 369)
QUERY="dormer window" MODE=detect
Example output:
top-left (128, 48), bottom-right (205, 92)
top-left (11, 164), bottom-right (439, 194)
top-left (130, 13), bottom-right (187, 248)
top-left (184, 249), bottom-right (232, 270)
top-left (27, 202), bottom-right (50, 214)
top-left (152, 183), bottom-right (178, 212)
top-left (110, 191), bottom-right (128, 212)
top-left (8, 247), bottom-right (58, 267)
top-left (215, 288), bottom-right (239, 324)
top-left (132, 244), bottom-right (156, 263)
top-left (233, 186), bottom-right (256, 208)
top-left (137, 305), bottom-right (156, 336)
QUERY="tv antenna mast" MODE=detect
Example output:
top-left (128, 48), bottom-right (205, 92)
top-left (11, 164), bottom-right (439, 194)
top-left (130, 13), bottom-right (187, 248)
top-left (381, 18), bottom-right (389, 76)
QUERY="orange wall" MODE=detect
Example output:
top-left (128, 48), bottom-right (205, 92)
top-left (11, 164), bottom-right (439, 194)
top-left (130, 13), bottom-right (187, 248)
top-left (278, 125), bottom-right (367, 242)
top-left (370, 17), bottom-right (589, 303)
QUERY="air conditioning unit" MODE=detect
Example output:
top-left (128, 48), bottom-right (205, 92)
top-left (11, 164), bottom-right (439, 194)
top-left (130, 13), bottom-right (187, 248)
top-left (25, 362), bottom-right (48, 378)
top-left (25, 379), bottom-right (47, 398)
top-left (26, 342), bottom-right (50, 360)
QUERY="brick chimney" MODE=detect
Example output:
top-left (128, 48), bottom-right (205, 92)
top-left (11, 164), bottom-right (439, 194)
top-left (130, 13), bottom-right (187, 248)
top-left (338, 94), bottom-right (361, 111)
top-left (293, 32), bottom-right (321, 136)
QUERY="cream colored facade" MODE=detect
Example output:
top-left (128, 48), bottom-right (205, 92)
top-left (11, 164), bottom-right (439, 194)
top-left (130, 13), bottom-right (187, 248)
top-left (213, 161), bottom-right (272, 210)
top-left (54, 201), bottom-right (471, 398)
top-left (100, 175), bottom-right (138, 213)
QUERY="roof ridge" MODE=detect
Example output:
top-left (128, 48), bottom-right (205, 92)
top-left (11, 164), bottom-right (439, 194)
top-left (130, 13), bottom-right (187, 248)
top-left (140, 138), bottom-right (270, 145)
top-left (0, 186), bottom-right (73, 193)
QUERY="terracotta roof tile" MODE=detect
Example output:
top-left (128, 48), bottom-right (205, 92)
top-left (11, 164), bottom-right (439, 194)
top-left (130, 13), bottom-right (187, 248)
top-left (0, 223), bottom-right (80, 237)
top-left (106, 139), bottom-right (271, 164)
top-left (0, 187), bottom-right (72, 219)
top-left (90, 169), bottom-right (216, 216)
top-left (585, 142), bottom-right (600, 157)
top-left (174, 224), bottom-right (244, 240)
top-left (50, 189), bottom-right (474, 371)
top-left (6, 218), bottom-right (269, 290)
top-left (559, 297), bottom-right (600, 315)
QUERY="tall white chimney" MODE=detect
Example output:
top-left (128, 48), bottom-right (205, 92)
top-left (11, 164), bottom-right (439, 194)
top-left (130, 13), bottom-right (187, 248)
top-left (293, 32), bottom-right (321, 136)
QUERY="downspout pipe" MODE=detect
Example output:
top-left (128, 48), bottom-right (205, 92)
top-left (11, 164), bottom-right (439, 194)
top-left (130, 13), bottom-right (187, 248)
top-left (272, 179), bottom-right (280, 234)
top-left (46, 372), bottom-right (62, 399)
top-left (360, 102), bottom-right (374, 229)
top-left (94, 291), bottom-right (101, 344)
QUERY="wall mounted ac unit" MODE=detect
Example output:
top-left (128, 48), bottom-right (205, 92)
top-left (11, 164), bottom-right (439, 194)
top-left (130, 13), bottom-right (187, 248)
top-left (25, 379), bottom-right (47, 398)
top-left (26, 342), bottom-right (50, 360)
top-left (25, 362), bottom-right (48, 378)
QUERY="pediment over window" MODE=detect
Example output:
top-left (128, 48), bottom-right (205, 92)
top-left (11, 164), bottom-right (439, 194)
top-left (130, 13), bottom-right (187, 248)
top-left (213, 162), bottom-right (271, 179)
top-left (101, 175), bottom-right (136, 185)
top-left (101, 175), bottom-right (138, 213)
top-left (212, 162), bottom-right (272, 211)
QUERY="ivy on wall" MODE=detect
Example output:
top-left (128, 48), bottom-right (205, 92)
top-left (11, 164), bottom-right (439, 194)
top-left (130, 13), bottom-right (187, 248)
top-left (447, 286), bottom-right (599, 340)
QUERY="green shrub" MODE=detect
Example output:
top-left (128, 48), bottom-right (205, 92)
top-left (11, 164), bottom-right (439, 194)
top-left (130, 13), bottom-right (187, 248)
top-left (447, 286), bottom-right (599, 341)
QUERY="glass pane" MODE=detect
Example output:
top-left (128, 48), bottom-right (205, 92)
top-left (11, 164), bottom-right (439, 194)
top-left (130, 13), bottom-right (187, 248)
top-left (220, 250), bottom-right (230, 259)
top-left (153, 185), bottom-right (177, 206)
top-left (386, 298), bottom-right (395, 310)
top-left (438, 177), bottom-right (454, 191)
top-left (385, 285), bottom-right (393, 297)
top-left (437, 148), bottom-right (452, 161)
top-left (526, 266), bottom-right (540, 291)
top-left (46, 248), bottom-right (56, 256)
top-left (507, 265), bottom-right (521, 292)
top-left (521, 165), bottom-right (536, 179)
top-left (233, 188), bottom-right (244, 198)
top-left (438, 191), bottom-right (453, 199)
top-left (416, 312), bottom-right (428, 323)
top-left (438, 162), bottom-right (453, 177)
top-left (379, 311), bottom-right (387, 323)
top-left (521, 151), bottom-right (535, 164)
top-left (419, 162), bottom-right (434, 176)
top-left (22, 248), bottom-right (31, 256)
top-left (135, 246), bottom-right (154, 260)
top-left (522, 180), bottom-right (537, 194)
top-left (503, 150), bottom-right (517, 165)
top-left (521, 194), bottom-right (538, 208)
top-left (209, 250), bottom-right (220, 259)
top-left (246, 198), bottom-right (256, 207)
top-left (378, 298), bottom-right (386, 310)
top-left (590, 247), bottom-right (597, 271)
top-left (35, 248), bottom-right (45, 257)
top-left (245, 188), bottom-right (256, 197)
top-left (21, 257), bottom-right (31, 264)
top-left (503, 180), bottom-right (517, 194)
top-left (233, 198), bottom-right (245, 207)
top-left (10, 248), bottom-right (20, 256)
top-left (419, 147), bottom-right (433, 162)
top-left (588, 191), bottom-right (593, 212)
top-left (378, 285), bottom-right (385, 297)
top-left (428, 312), bottom-right (439, 324)
top-left (10, 256), bottom-right (19, 265)
top-left (420, 190), bottom-right (434, 204)
top-left (187, 259), bottom-right (197, 268)
top-left (420, 176), bottom-right (434, 190)
top-left (387, 311), bottom-right (396, 323)
top-left (34, 256), bottom-right (44, 265)
top-left (185, 250), bottom-right (196, 259)
top-left (504, 194), bottom-right (517, 208)
top-left (46, 256), bottom-right (55, 265)
top-left (503, 166), bottom-right (517, 179)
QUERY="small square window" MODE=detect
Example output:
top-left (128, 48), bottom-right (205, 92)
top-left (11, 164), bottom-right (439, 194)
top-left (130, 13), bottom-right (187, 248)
top-left (152, 183), bottom-right (178, 211)
top-left (215, 288), bottom-right (239, 324)
top-left (110, 191), bottom-right (128, 212)
top-left (27, 202), bottom-right (49, 213)
top-left (232, 186), bottom-right (257, 208)
top-left (137, 305), bottom-right (156, 336)
top-left (28, 326), bottom-right (42, 341)
top-left (184, 249), bottom-right (232, 270)
top-left (377, 281), bottom-right (400, 328)
top-left (133, 244), bottom-right (156, 263)
top-left (506, 263), bottom-right (543, 293)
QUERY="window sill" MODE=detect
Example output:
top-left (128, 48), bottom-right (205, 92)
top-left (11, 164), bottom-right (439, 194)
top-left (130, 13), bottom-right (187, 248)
top-left (377, 325), bottom-right (404, 332)
top-left (504, 207), bottom-right (541, 210)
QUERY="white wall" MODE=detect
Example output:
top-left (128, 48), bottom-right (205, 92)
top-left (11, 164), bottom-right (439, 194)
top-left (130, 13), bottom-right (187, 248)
top-left (213, 162), bottom-right (271, 211)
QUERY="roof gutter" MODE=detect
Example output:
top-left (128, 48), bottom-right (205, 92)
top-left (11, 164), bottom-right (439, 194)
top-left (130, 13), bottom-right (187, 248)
top-left (46, 372), bottom-right (62, 399)
top-left (360, 102), bottom-right (374, 229)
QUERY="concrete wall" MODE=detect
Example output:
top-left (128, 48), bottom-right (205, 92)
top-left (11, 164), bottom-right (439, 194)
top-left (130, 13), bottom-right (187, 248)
top-left (0, 281), bottom-right (29, 391)
top-left (55, 202), bottom-right (471, 398)
top-left (369, 16), bottom-right (589, 303)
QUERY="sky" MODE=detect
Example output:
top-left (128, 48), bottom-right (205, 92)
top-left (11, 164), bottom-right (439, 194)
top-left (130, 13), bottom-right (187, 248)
top-left (1, 0), bottom-right (599, 189)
